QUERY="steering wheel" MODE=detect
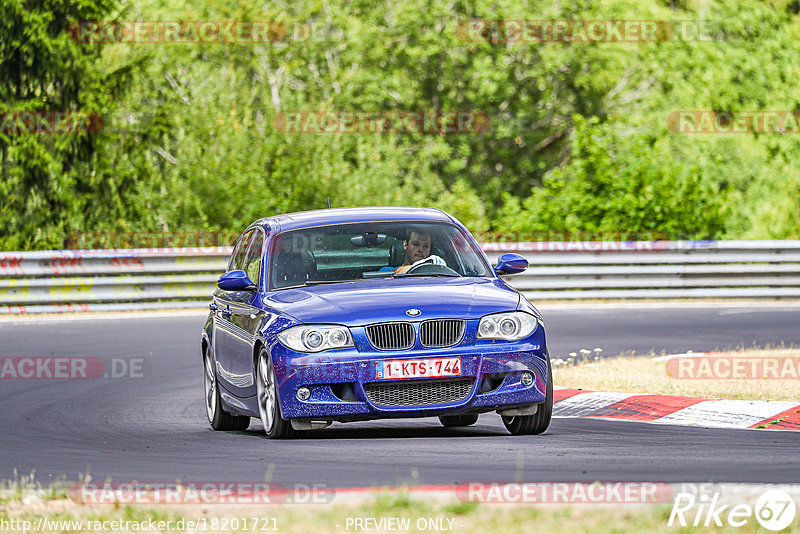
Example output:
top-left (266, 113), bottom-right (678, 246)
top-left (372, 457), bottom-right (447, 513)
top-left (406, 258), bottom-right (460, 276)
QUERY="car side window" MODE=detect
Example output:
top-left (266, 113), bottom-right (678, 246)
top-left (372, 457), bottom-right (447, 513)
top-left (229, 230), bottom-right (253, 271)
top-left (242, 231), bottom-right (265, 286)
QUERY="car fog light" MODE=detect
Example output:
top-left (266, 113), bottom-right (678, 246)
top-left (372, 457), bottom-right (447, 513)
top-left (297, 387), bottom-right (311, 401)
top-left (520, 372), bottom-right (534, 387)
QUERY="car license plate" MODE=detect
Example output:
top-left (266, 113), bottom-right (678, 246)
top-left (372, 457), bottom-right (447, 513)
top-left (375, 357), bottom-right (461, 380)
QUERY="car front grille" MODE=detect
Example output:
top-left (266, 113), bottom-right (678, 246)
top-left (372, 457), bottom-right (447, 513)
top-left (419, 319), bottom-right (465, 348)
top-left (363, 378), bottom-right (474, 407)
top-left (366, 319), bottom-right (466, 350)
top-left (366, 322), bottom-right (414, 350)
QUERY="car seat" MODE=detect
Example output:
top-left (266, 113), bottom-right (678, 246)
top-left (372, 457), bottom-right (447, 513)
top-left (272, 249), bottom-right (317, 288)
top-left (388, 239), bottom-right (405, 267)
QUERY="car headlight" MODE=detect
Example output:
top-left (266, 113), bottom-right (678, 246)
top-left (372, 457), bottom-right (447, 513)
top-left (277, 325), bottom-right (354, 352)
top-left (477, 312), bottom-right (538, 341)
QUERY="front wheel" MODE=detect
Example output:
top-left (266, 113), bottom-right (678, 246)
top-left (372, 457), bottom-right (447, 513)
top-left (256, 348), bottom-right (306, 439)
top-left (502, 357), bottom-right (553, 435)
top-left (204, 344), bottom-right (250, 431)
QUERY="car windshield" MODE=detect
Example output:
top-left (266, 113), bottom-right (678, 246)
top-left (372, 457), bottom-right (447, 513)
top-left (268, 221), bottom-right (490, 289)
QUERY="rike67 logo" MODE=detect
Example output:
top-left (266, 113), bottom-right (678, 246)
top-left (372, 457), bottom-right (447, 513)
top-left (669, 486), bottom-right (797, 531)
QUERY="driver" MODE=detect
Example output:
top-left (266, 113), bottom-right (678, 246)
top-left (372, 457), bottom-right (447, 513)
top-left (394, 229), bottom-right (446, 274)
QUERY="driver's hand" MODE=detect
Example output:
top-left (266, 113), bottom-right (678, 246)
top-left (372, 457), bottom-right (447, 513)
top-left (410, 255), bottom-right (446, 268)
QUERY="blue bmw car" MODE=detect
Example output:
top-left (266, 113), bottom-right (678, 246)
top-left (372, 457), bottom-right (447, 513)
top-left (202, 207), bottom-right (552, 438)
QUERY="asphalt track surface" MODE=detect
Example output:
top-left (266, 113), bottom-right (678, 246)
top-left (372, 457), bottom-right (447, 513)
top-left (1, 304), bottom-right (799, 486)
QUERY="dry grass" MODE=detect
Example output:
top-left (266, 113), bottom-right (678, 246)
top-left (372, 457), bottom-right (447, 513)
top-left (2, 489), bottom-right (800, 533)
top-left (553, 349), bottom-right (800, 401)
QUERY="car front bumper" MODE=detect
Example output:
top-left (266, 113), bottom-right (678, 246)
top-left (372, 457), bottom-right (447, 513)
top-left (269, 326), bottom-right (549, 421)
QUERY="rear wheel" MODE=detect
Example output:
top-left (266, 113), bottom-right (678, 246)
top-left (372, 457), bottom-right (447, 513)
top-left (256, 347), bottom-right (306, 439)
top-left (502, 357), bottom-right (553, 435)
top-left (204, 344), bottom-right (250, 431)
top-left (439, 414), bottom-right (479, 427)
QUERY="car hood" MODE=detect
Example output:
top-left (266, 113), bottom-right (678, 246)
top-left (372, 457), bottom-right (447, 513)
top-left (263, 277), bottom-right (520, 326)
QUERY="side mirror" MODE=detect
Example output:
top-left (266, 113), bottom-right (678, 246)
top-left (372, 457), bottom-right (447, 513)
top-left (494, 253), bottom-right (528, 275)
top-left (218, 270), bottom-right (257, 291)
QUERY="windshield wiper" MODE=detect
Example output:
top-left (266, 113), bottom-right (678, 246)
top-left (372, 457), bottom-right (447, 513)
top-left (393, 272), bottom-right (461, 278)
top-left (303, 279), bottom-right (360, 285)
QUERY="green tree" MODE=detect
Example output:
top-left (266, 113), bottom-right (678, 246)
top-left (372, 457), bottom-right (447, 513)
top-left (3, 0), bottom-right (800, 248)
top-left (498, 116), bottom-right (727, 239)
top-left (0, 0), bottom-right (137, 249)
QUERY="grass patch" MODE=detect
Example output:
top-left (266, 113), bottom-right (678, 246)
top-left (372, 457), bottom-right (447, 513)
top-left (3, 492), bottom-right (800, 533)
top-left (440, 500), bottom-right (479, 516)
top-left (0, 472), bottom-right (58, 506)
top-left (553, 348), bottom-right (800, 401)
top-left (364, 492), bottom-right (434, 516)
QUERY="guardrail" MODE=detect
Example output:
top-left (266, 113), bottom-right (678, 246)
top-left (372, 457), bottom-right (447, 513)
top-left (1, 241), bottom-right (799, 313)
top-left (0, 248), bottom-right (229, 314)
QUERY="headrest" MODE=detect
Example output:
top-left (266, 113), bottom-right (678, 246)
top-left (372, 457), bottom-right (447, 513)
top-left (389, 239), bottom-right (405, 267)
top-left (272, 249), bottom-right (316, 288)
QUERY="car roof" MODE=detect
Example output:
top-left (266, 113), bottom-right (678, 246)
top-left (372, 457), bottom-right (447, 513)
top-left (253, 206), bottom-right (454, 233)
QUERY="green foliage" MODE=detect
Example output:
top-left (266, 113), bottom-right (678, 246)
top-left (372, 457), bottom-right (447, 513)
top-left (0, 0), bottom-right (150, 249)
top-left (2, 0), bottom-right (799, 249)
top-left (497, 116), bottom-right (727, 239)
top-left (436, 180), bottom-right (489, 233)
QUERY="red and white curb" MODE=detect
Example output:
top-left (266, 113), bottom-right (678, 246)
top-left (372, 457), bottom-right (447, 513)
top-left (553, 387), bottom-right (800, 431)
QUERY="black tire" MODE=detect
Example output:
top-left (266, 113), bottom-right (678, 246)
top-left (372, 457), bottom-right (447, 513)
top-left (204, 344), bottom-right (250, 431)
top-left (439, 414), bottom-right (479, 427)
top-left (256, 347), bottom-right (307, 439)
top-left (502, 357), bottom-right (553, 435)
